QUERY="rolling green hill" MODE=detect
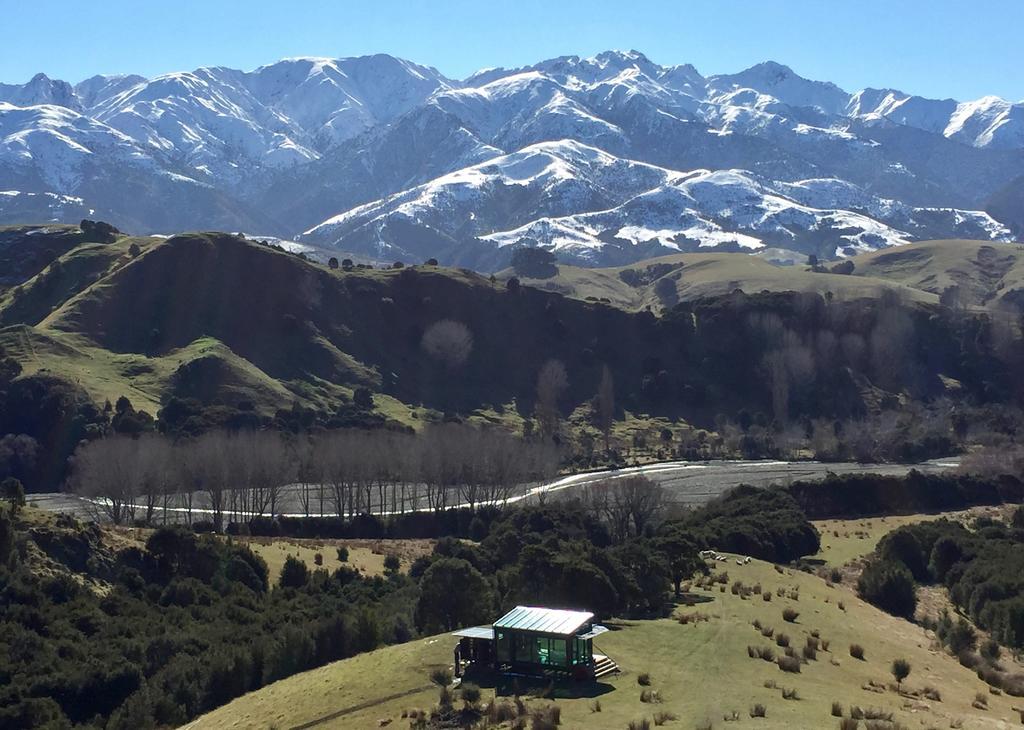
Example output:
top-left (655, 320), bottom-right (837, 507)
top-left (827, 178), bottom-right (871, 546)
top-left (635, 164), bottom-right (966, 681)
top-left (849, 239), bottom-right (1024, 309)
top-left (502, 251), bottom-right (938, 311)
top-left (3, 226), bottom-right (1023, 492)
top-left (0, 230), bottom-right (995, 426)
top-left (186, 551), bottom-right (1013, 730)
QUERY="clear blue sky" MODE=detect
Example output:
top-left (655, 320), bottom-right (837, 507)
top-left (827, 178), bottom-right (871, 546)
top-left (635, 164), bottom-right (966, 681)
top-left (3, 0), bottom-right (1022, 101)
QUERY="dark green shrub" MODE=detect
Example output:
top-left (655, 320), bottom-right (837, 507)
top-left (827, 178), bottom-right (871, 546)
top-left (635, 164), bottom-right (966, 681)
top-left (857, 559), bottom-right (917, 618)
top-left (278, 555), bottom-right (309, 589)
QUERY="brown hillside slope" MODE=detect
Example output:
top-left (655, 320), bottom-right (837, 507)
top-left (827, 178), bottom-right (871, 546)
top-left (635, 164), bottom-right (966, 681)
top-left (506, 251), bottom-right (936, 311)
top-left (850, 239), bottom-right (1024, 309)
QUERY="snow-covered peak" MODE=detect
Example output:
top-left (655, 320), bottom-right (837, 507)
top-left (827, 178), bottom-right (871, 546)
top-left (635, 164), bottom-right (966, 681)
top-left (707, 61), bottom-right (850, 115)
top-left (246, 54), bottom-right (452, 144)
top-left (944, 96), bottom-right (1024, 149)
top-left (74, 74), bottom-right (147, 110)
top-left (0, 73), bottom-right (80, 111)
top-left (657, 64), bottom-right (707, 97)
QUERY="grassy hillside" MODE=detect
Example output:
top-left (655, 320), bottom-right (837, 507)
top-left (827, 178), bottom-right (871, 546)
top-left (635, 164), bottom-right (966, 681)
top-left (0, 327), bottom-right (300, 415)
top-left (187, 553), bottom-right (1017, 730)
top-left (850, 239), bottom-right (1024, 309)
top-left (0, 224), bottom-right (98, 292)
top-left (504, 251), bottom-right (936, 311)
top-left (0, 235), bottom-right (161, 327)
top-left (3, 228), bottom-right (1022, 478)
top-left (506, 240), bottom-right (1024, 314)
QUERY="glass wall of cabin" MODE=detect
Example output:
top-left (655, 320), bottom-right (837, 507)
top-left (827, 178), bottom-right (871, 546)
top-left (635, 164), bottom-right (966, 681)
top-left (496, 630), bottom-right (577, 669)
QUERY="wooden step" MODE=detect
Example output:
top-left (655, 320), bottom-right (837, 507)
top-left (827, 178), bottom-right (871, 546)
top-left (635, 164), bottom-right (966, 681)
top-left (593, 653), bottom-right (620, 678)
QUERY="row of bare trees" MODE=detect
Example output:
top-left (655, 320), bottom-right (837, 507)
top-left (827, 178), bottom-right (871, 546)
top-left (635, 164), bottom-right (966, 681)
top-left (71, 424), bottom-right (561, 526)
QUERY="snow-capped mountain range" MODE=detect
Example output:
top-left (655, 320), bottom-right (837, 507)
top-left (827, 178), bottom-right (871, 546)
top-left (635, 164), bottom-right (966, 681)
top-left (1, 50), bottom-right (1021, 267)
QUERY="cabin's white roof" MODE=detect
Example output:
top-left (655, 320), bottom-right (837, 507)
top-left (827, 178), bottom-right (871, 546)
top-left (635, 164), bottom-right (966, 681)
top-left (493, 606), bottom-right (594, 636)
top-left (451, 625), bottom-right (494, 640)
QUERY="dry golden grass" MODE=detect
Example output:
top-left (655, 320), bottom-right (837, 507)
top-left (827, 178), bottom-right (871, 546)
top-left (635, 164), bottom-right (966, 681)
top-left (187, 554), bottom-right (1017, 730)
top-left (237, 536), bottom-right (433, 581)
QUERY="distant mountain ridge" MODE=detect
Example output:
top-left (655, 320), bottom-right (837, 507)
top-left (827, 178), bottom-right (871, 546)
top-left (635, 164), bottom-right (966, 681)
top-left (1, 50), bottom-right (1021, 267)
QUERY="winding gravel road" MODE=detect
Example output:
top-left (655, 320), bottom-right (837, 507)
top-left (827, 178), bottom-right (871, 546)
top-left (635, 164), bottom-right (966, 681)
top-left (27, 457), bottom-right (959, 522)
top-left (525, 457), bottom-right (960, 506)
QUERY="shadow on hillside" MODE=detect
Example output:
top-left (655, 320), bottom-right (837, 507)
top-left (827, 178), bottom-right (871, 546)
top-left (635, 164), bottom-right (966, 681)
top-left (462, 667), bottom-right (616, 699)
top-left (677, 592), bottom-right (715, 606)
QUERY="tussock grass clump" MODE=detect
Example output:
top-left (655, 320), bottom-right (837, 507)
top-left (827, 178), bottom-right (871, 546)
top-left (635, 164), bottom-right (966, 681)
top-left (802, 645), bottom-right (817, 661)
top-left (763, 679), bottom-right (777, 689)
top-left (777, 656), bottom-right (801, 673)
top-left (762, 591), bottom-right (772, 602)
top-left (850, 705), bottom-right (864, 720)
top-left (460, 682), bottom-right (482, 705)
top-left (640, 689), bottom-right (663, 704)
top-left (782, 608), bottom-right (799, 623)
top-left (484, 699), bottom-right (518, 723)
top-left (821, 639), bottom-right (831, 652)
top-left (752, 618), bottom-right (762, 630)
top-left (776, 633), bottom-right (790, 647)
top-left (627, 719), bottom-right (651, 730)
top-left (747, 645), bottom-right (757, 658)
top-left (806, 636), bottom-right (820, 650)
top-left (781, 687), bottom-right (799, 700)
top-left (861, 707), bottom-right (892, 721)
top-left (677, 611), bottom-right (710, 626)
top-left (921, 686), bottom-right (941, 701)
top-left (849, 643), bottom-right (865, 660)
top-left (695, 721), bottom-right (713, 730)
top-left (429, 667), bottom-right (452, 686)
top-left (972, 691), bottom-right (988, 710)
top-left (652, 710), bottom-right (677, 725)
top-left (637, 672), bottom-right (652, 686)
top-left (838, 719), bottom-right (858, 730)
top-left (749, 703), bottom-right (766, 717)
top-left (760, 625), bottom-right (774, 638)
top-left (831, 700), bottom-right (843, 717)
top-left (590, 700), bottom-right (601, 713)
top-left (530, 705), bottom-right (561, 729)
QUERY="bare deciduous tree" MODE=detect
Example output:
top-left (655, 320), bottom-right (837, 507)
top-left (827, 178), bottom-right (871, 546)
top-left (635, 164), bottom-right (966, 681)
top-left (594, 365), bottom-right (615, 452)
top-left (578, 475), bottom-right (667, 542)
top-left (535, 359), bottom-right (568, 438)
top-left (72, 436), bottom-right (144, 525)
top-left (421, 319), bottom-right (474, 370)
